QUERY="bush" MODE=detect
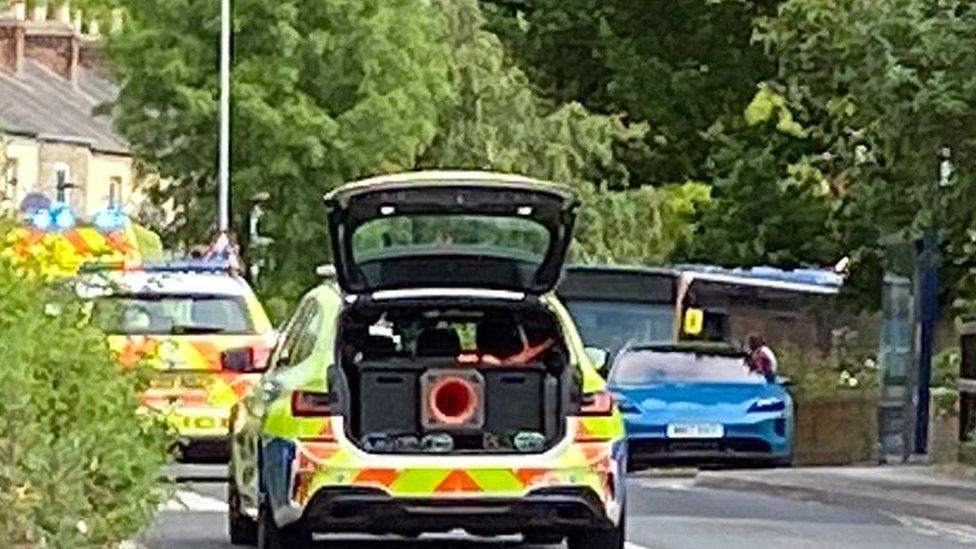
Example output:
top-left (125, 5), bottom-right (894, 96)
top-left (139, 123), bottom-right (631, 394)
top-left (0, 253), bottom-right (171, 546)
top-left (932, 348), bottom-right (960, 390)
top-left (962, 429), bottom-right (976, 467)
top-left (777, 342), bottom-right (880, 397)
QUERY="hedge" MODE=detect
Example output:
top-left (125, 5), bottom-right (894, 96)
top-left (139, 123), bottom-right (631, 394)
top-left (0, 237), bottom-right (171, 547)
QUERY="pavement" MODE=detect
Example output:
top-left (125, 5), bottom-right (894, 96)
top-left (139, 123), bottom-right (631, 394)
top-left (695, 465), bottom-right (976, 527)
top-left (140, 464), bottom-right (976, 548)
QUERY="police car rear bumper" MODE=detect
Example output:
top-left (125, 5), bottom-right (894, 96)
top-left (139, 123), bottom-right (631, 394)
top-left (300, 486), bottom-right (614, 537)
top-left (176, 435), bottom-right (230, 463)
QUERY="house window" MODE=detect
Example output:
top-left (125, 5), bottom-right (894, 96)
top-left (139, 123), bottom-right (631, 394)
top-left (109, 176), bottom-right (123, 208)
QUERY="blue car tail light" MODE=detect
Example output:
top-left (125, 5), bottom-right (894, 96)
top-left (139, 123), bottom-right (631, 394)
top-left (748, 397), bottom-right (785, 413)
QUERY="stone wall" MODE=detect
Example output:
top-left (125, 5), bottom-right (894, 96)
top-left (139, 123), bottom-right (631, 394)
top-left (794, 392), bottom-right (879, 465)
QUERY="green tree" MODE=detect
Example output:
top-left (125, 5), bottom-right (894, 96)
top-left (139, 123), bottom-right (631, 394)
top-left (106, 0), bottom-right (455, 305)
top-left (755, 0), bottom-right (976, 309)
top-left (106, 0), bottom-right (708, 313)
top-left (424, 0), bottom-right (708, 264)
top-left (483, 0), bottom-right (781, 185)
top-left (683, 86), bottom-right (841, 268)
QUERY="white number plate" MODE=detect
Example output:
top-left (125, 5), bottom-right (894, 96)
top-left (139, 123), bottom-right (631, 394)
top-left (666, 422), bottom-right (724, 439)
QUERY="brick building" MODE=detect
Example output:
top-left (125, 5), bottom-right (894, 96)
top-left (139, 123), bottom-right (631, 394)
top-left (0, 0), bottom-right (145, 219)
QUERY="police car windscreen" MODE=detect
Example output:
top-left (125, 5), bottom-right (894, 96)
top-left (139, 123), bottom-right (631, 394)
top-left (610, 351), bottom-right (763, 385)
top-left (93, 294), bottom-right (254, 335)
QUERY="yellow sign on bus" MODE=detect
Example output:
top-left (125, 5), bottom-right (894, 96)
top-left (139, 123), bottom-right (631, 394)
top-left (683, 307), bottom-right (704, 335)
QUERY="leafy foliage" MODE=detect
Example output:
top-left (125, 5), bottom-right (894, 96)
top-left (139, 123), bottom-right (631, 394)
top-left (754, 0), bottom-right (976, 310)
top-left (106, 0), bottom-right (709, 312)
top-left (483, 0), bottom-right (781, 185)
top-left (423, 0), bottom-right (709, 266)
top-left (106, 0), bottom-right (456, 306)
top-left (776, 342), bottom-right (879, 397)
top-left (0, 228), bottom-right (170, 546)
top-left (681, 86), bottom-right (841, 268)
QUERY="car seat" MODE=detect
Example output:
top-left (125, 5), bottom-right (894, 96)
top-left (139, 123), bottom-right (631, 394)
top-left (415, 327), bottom-right (462, 357)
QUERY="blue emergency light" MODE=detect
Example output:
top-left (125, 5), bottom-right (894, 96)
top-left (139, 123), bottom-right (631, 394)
top-left (29, 203), bottom-right (75, 231)
top-left (92, 207), bottom-right (128, 231)
top-left (140, 257), bottom-right (234, 273)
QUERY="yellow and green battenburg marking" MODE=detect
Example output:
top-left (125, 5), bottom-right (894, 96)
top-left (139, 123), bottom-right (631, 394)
top-left (3, 222), bottom-right (163, 277)
top-left (105, 294), bottom-right (272, 439)
top-left (286, 415), bottom-right (622, 505)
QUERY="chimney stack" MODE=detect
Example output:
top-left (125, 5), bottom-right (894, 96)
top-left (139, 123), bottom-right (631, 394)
top-left (31, 0), bottom-right (47, 22)
top-left (11, 1), bottom-right (26, 21)
top-left (0, 1), bottom-right (101, 82)
top-left (1, 1), bottom-right (26, 73)
top-left (54, 1), bottom-right (70, 25)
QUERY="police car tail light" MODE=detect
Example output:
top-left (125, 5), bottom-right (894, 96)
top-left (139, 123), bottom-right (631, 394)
top-left (576, 390), bottom-right (614, 416)
top-left (292, 391), bottom-right (335, 417)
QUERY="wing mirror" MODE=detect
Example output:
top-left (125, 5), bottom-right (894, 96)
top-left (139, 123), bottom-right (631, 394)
top-left (221, 347), bottom-right (266, 373)
top-left (585, 346), bottom-right (611, 377)
top-left (316, 264), bottom-right (336, 279)
top-left (776, 375), bottom-right (794, 387)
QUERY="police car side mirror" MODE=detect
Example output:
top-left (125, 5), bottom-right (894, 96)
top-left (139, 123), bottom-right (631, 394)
top-left (585, 346), bottom-right (610, 377)
top-left (776, 375), bottom-right (794, 387)
top-left (221, 347), bottom-right (264, 373)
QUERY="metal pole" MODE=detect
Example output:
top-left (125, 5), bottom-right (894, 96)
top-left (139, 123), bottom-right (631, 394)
top-left (217, 0), bottom-right (231, 233)
top-left (913, 147), bottom-right (952, 455)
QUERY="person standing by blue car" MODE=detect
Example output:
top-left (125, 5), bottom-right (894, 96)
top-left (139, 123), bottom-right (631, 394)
top-left (746, 333), bottom-right (778, 383)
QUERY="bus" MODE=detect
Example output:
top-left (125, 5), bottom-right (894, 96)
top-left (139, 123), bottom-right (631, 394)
top-left (557, 264), bottom-right (844, 359)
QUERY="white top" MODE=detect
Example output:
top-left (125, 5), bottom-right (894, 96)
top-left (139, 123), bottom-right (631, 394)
top-left (760, 346), bottom-right (779, 373)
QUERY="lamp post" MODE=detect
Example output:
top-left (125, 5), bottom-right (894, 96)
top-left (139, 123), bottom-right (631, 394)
top-left (217, 0), bottom-right (231, 234)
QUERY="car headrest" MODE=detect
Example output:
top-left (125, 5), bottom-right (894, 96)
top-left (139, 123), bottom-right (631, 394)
top-left (476, 321), bottom-right (523, 358)
top-left (416, 327), bottom-right (461, 357)
top-left (362, 335), bottom-right (397, 358)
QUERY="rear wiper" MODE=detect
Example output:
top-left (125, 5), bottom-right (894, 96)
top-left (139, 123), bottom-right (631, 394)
top-left (169, 324), bottom-right (228, 335)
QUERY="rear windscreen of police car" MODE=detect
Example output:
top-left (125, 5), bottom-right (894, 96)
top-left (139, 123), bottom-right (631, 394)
top-left (93, 294), bottom-right (255, 335)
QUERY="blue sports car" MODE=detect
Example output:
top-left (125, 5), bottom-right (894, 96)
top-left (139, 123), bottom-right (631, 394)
top-left (607, 343), bottom-right (794, 468)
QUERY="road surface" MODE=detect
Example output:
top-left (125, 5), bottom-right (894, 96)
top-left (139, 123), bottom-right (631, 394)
top-left (143, 473), bottom-right (976, 548)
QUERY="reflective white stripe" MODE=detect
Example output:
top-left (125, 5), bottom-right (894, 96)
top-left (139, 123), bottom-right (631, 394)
top-left (370, 288), bottom-right (526, 301)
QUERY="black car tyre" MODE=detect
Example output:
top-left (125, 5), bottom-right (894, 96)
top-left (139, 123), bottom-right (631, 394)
top-left (257, 502), bottom-right (311, 549)
top-left (228, 482), bottom-right (257, 545)
top-left (566, 513), bottom-right (625, 549)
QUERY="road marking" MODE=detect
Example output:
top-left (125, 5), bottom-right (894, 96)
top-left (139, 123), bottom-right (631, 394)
top-left (637, 478), bottom-right (695, 491)
top-left (159, 490), bottom-right (226, 513)
top-left (159, 489), bottom-right (657, 549)
top-left (889, 514), bottom-right (976, 545)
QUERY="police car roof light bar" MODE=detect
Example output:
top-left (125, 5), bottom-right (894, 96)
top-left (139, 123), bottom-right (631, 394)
top-left (140, 258), bottom-right (234, 273)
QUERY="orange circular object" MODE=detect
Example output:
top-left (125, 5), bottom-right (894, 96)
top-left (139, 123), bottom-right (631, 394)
top-left (428, 376), bottom-right (478, 425)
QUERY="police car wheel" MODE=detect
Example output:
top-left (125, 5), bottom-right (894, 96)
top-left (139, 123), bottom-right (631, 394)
top-left (227, 483), bottom-right (257, 545)
top-left (566, 513), bottom-right (625, 549)
top-left (257, 503), bottom-right (310, 549)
